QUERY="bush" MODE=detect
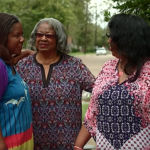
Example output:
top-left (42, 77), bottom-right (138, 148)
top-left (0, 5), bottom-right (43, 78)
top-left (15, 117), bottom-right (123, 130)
top-left (86, 47), bottom-right (95, 53)
top-left (71, 48), bottom-right (80, 53)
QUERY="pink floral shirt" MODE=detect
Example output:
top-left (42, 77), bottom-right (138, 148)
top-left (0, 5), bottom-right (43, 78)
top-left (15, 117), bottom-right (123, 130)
top-left (84, 58), bottom-right (150, 150)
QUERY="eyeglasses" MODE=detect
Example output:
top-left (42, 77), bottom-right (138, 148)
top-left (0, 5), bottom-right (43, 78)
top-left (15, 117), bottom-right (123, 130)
top-left (35, 32), bottom-right (56, 39)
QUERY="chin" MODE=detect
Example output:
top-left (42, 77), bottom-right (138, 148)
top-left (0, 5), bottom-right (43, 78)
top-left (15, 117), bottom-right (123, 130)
top-left (15, 50), bottom-right (21, 56)
top-left (111, 51), bottom-right (116, 57)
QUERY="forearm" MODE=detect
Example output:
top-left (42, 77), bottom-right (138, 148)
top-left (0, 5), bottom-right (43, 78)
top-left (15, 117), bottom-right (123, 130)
top-left (0, 129), bottom-right (6, 150)
top-left (13, 49), bottom-right (35, 64)
top-left (74, 124), bottom-right (91, 150)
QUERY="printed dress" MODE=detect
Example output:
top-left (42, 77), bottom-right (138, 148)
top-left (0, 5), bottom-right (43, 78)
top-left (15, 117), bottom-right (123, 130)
top-left (16, 54), bottom-right (95, 150)
top-left (84, 58), bottom-right (150, 150)
top-left (0, 59), bottom-right (33, 150)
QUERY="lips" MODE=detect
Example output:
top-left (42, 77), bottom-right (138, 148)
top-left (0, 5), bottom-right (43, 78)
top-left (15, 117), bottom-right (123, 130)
top-left (39, 43), bottom-right (49, 48)
top-left (39, 44), bottom-right (48, 48)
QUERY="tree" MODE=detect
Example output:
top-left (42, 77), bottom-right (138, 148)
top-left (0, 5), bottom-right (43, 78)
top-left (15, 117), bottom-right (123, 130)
top-left (104, 0), bottom-right (150, 22)
top-left (0, 0), bottom-right (107, 52)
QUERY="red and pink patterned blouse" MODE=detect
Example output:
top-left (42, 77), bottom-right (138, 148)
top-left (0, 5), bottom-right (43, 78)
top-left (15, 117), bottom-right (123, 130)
top-left (84, 58), bottom-right (150, 150)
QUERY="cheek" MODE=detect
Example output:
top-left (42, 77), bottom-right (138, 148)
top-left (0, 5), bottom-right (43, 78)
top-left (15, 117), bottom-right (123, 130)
top-left (7, 40), bottom-right (16, 53)
top-left (35, 40), bottom-right (39, 49)
top-left (107, 38), bottom-right (111, 44)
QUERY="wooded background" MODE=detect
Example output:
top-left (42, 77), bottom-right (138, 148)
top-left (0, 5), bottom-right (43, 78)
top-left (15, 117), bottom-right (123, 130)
top-left (1, 0), bottom-right (149, 53)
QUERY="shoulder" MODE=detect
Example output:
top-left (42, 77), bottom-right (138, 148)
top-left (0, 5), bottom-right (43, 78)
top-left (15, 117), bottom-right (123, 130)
top-left (16, 54), bottom-right (34, 67)
top-left (0, 59), bottom-right (8, 94)
top-left (140, 60), bottom-right (150, 79)
top-left (0, 59), bottom-right (7, 72)
top-left (62, 54), bottom-right (82, 63)
top-left (0, 59), bottom-right (5, 66)
top-left (15, 54), bottom-right (34, 73)
top-left (143, 60), bottom-right (150, 70)
top-left (102, 58), bottom-right (118, 70)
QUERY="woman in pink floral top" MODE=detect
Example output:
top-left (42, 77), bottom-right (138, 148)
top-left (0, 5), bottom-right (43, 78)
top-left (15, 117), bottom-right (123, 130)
top-left (74, 14), bottom-right (150, 150)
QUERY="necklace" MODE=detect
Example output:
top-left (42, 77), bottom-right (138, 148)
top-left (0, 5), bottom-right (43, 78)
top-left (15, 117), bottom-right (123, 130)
top-left (118, 60), bottom-right (124, 76)
top-left (118, 70), bottom-right (124, 76)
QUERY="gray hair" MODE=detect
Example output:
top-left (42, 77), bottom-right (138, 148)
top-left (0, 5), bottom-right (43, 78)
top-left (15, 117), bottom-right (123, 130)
top-left (27, 18), bottom-right (70, 54)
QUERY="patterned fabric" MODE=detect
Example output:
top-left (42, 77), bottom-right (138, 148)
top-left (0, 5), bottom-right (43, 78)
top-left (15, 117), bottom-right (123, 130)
top-left (16, 54), bottom-right (95, 150)
top-left (0, 59), bottom-right (33, 150)
top-left (84, 58), bottom-right (150, 150)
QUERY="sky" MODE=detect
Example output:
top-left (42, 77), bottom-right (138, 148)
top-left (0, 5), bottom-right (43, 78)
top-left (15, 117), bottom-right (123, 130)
top-left (89, 0), bottom-right (118, 28)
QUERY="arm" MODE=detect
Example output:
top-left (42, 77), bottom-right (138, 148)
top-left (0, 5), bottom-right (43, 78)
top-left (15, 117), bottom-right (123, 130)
top-left (79, 60), bottom-right (95, 93)
top-left (0, 60), bottom-right (8, 150)
top-left (74, 124), bottom-right (91, 150)
top-left (13, 49), bottom-right (35, 64)
top-left (143, 90), bottom-right (150, 123)
top-left (0, 129), bottom-right (6, 150)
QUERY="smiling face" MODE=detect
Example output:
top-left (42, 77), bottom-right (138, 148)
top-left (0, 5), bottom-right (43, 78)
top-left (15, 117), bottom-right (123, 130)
top-left (7, 22), bottom-right (25, 55)
top-left (35, 22), bottom-right (57, 53)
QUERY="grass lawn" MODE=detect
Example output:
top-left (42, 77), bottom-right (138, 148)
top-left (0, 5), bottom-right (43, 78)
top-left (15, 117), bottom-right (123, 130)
top-left (82, 102), bottom-right (89, 122)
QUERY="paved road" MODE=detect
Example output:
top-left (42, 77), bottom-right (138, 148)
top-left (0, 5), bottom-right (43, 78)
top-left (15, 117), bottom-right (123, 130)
top-left (76, 53), bottom-right (114, 77)
top-left (76, 53), bottom-right (114, 149)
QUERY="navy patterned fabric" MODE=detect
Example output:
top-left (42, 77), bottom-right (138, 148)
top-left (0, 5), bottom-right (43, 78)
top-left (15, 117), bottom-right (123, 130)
top-left (16, 54), bottom-right (95, 150)
top-left (97, 84), bottom-right (141, 149)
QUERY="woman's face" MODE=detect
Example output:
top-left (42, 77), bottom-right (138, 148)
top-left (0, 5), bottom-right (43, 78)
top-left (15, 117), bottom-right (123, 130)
top-left (35, 22), bottom-right (57, 53)
top-left (107, 37), bottom-right (121, 59)
top-left (7, 22), bottom-right (25, 55)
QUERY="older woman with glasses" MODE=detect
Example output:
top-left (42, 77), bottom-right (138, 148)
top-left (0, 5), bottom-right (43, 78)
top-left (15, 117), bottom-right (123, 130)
top-left (15, 18), bottom-right (95, 150)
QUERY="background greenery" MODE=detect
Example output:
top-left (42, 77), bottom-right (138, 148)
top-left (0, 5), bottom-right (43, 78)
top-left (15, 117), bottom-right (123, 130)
top-left (1, 0), bottom-right (149, 54)
top-left (104, 0), bottom-right (150, 22)
top-left (0, 0), bottom-right (108, 53)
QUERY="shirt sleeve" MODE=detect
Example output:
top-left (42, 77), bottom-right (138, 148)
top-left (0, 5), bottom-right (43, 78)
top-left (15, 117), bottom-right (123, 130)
top-left (79, 60), bottom-right (95, 93)
top-left (0, 59), bottom-right (8, 101)
top-left (83, 62), bottom-right (109, 140)
top-left (143, 90), bottom-right (150, 123)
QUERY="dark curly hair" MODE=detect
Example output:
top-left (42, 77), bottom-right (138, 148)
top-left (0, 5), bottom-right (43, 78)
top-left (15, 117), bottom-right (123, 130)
top-left (107, 13), bottom-right (150, 82)
top-left (27, 18), bottom-right (70, 54)
top-left (0, 12), bottom-right (20, 65)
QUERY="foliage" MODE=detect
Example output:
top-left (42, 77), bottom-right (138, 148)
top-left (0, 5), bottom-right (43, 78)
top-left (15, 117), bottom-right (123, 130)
top-left (114, 0), bottom-right (150, 21)
top-left (104, 0), bottom-right (150, 22)
top-left (0, 0), bottom-right (108, 51)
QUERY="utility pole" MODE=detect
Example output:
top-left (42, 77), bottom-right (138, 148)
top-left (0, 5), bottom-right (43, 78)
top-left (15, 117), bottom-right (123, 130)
top-left (83, 1), bottom-right (88, 54)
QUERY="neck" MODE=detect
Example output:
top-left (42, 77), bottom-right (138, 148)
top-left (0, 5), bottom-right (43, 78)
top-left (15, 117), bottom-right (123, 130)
top-left (118, 59), bottom-right (125, 76)
top-left (36, 51), bottom-right (60, 65)
top-left (119, 59), bottom-right (126, 69)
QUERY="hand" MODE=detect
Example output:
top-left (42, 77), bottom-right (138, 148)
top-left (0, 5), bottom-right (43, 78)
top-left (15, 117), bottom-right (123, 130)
top-left (26, 49), bottom-right (35, 55)
top-left (13, 49), bottom-right (35, 65)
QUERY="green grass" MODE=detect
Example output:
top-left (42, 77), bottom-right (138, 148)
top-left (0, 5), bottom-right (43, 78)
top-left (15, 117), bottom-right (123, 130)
top-left (82, 103), bottom-right (89, 122)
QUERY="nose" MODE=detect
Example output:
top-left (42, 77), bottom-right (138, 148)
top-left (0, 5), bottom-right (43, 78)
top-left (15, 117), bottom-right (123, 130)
top-left (20, 36), bottom-right (25, 43)
top-left (41, 35), bottom-right (47, 40)
top-left (107, 38), bottom-right (111, 44)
